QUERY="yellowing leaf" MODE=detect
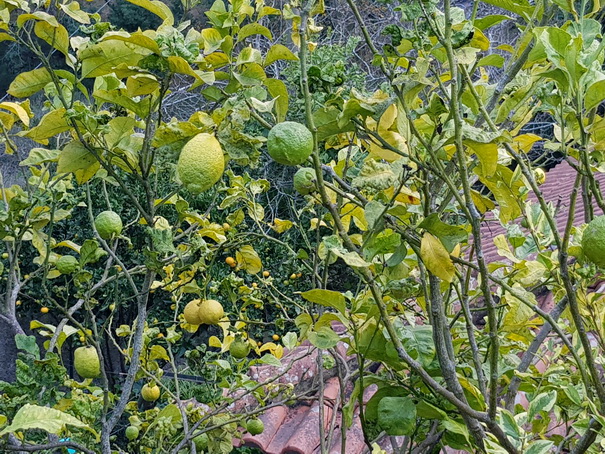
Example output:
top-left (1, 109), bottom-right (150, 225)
top-left (236, 245), bottom-right (262, 274)
top-left (420, 233), bottom-right (455, 282)
top-left (0, 404), bottom-right (96, 438)
top-left (125, 0), bottom-right (173, 25)
top-left (20, 108), bottom-right (70, 144)
top-left (511, 133), bottom-right (542, 153)
top-left (271, 218), bottom-right (293, 233)
top-left (0, 102), bottom-right (29, 127)
top-left (57, 141), bottom-right (100, 184)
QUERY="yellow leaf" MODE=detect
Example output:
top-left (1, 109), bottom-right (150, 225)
top-left (420, 233), bottom-right (455, 282)
top-left (236, 245), bottom-right (262, 274)
top-left (208, 336), bottom-right (222, 349)
top-left (271, 218), bottom-right (293, 233)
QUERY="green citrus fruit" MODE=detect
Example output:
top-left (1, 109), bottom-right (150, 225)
top-left (94, 211), bottom-right (123, 240)
top-left (183, 299), bottom-right (203, 325)
top-left (267, 122), bottom-right (313, 166)
top-left (125, 426), bottom-right (139, 440)
top-left (582, 215), bottom-right (605, 267)
top-left (198, 299), bottom-right (224, 325)
top-left (141, 383), bottom-right (160, 402)
top-left (246, 418), bottom-right (264, 435)
top-left (293, 167), bottom-right (316, 195)
top-left (193, 433), bottom-right (209, 450)
top-left (229, 339), bottom-right (250, 359)
top-left (74, 346), bottom-right (101, 379)
top-left (177, 133), bottom-right (225, 194)
top-left (56, 255), bottom-right (79, 274)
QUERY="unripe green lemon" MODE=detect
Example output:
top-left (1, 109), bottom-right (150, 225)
top-left (141, 383), bottom-right (160, 402)
top-left (198, 299), bottom-right (224, 325)
top-left (267, 122), bottom-right (313, 166)
top-left (177, 133), bottom-right (225, 194)
top-left (293, 167), bottom-right (316, 195)
top-left (94, 211), bottom-right (123, 240)
top-left (74, 346), bottom-right (101, 379)
top-left (125, 425), bottom-right (139, 440)
top-left (246, 418), bottom-right (264, 435)
top-left (56, 255), bottom-right (79, 274)
top-left (229, 339), bottom-right (250, 359)
top-left (193, 433), bottom-right (209, 450)
top-left (582, 215), bottom-right (605, 267)
top-left (183, 299), bottom-right (203, 325)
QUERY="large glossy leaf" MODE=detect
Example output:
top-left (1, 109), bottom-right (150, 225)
top-left (0, 404), bottom-right (94, 437)
top-left (300, 289), bottom-right (346, 314)
top-left (377, 397), bottom-right (416, 436)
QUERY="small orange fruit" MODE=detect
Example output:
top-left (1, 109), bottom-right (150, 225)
top-left (226, 257), bottom-right (236, 267)
top-left (290, 273), bottom-right (297, 280)
top-left (40, 306), bottom-right (49, 314)
top-left (272, 334), bottom-right (280, 341)
top-left (263, 271), bottom-right (270, 278)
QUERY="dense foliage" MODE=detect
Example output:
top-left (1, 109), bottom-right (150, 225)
top-left (1, 0), bottom-right (605, 453)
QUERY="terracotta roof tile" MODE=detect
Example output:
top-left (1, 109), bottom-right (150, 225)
top-left (481, 161), bottom-right (605, 264)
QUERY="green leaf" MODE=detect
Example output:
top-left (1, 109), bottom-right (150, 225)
top-left (442, 418), bottom-right (471, 444)
top-left (585, 80), bottom-right (605, 111)
top-left (79, 239), bottom-right (107, 266)
top-left (57, 141), bottom-right (100, 184)
top-left (525, 441), bottom-right (555, 454)
top-left (300, 289), bottom-right (346, 314)
top-left (308, 326), bottom-right (340, 349)
top-left (15, 334), bottom-right (40, 359)
top-left (419, 214), bottom-right (468, 252)
top-left (264, 44), bottom-right (298, 66)
top-left (237, 23), bottom-right (272, 42)
top-left (527, 390), bottom-right (557, 420)
top-left (377, 397), bottom-right (416, 436)
top-left (282, 332), bottom-right (297, 350)
top-left (416, 400), bottom-right (446, 419)
top-left (264, 78), bottom-right (289, 122)
top-left (0, 404), bottom-right (95, 437)
top-left (394, 321), bottom-right (435, 367)
top-left (420, 232), bottom-right (455, 282)
top-left (364, 201), bottom-right (385, 230)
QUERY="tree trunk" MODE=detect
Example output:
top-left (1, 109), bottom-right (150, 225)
top-left (0, 313), bottom-right (24, 382)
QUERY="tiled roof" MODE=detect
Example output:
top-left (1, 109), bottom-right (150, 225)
top-left (234, 161), bottom-right (604, 454)
top-left (481, 161), bottom-right (605, 264)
